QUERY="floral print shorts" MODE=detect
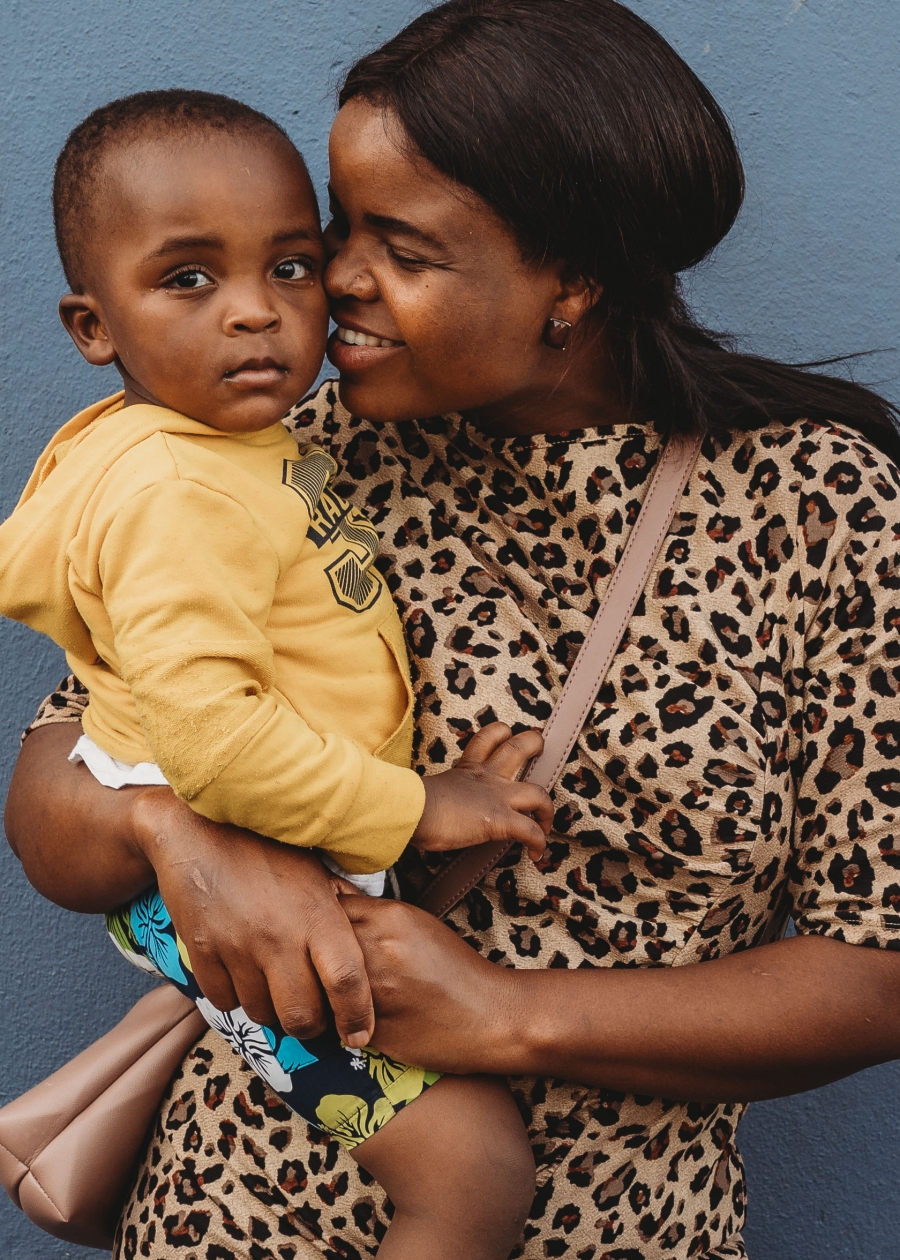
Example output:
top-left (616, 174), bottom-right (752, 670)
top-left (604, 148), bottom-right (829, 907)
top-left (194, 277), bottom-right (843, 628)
top-left (107, 888), bottom-right (438, 1149)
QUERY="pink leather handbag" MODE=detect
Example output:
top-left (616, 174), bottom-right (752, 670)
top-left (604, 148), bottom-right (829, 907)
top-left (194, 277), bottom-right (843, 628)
top-left (0, 983), bottom-right (205, 1248)
top-left (0, 432), bottom-right (701, 1249)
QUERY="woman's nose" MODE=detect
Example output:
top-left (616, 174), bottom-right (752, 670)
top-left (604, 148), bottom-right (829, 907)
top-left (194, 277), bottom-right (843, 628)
top-left (324, 238), bottom-right (378, 303)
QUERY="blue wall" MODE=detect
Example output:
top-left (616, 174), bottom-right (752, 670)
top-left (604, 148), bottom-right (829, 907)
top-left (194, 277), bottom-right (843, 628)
top-left (1, 1), bottom-right (898, 1255)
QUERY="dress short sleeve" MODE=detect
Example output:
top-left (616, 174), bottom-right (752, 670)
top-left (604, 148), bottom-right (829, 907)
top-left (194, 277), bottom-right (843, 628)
top-left (23, 674), bottom-right (89, 741)
top-left (789, 425), bottom-right (900, 948)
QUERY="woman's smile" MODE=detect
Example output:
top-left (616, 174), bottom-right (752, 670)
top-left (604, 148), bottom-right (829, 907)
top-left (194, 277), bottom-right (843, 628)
top-left (335, 324), bottom-right (403, 349)
top-left (328, 321), bottom-right (406, 372)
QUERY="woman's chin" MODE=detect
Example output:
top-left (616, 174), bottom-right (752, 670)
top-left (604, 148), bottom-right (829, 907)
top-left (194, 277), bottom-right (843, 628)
top-left (332, 367), bottom-right (438, 426)
top-left (334, 378), bottom-right (414, 424)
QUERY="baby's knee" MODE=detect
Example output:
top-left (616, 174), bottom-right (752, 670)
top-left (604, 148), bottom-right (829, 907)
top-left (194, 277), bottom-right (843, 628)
top-left (428, 1074), bottom-right (535, 1253)
top-left (357, 1072), bottom-right (535, 1254)
top-left (464, 1075), bottom-right (534, 1186)
top-left (467, 1115), bottom-right (536, 1247)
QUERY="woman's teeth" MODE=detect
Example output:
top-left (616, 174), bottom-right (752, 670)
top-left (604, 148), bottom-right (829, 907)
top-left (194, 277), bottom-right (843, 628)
top-left (336, 327), bottom-right (399, 348)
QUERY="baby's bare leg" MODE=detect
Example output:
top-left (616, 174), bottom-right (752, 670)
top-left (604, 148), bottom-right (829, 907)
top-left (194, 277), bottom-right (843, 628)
top-left (351, 1074), bottom-right (535, 1260)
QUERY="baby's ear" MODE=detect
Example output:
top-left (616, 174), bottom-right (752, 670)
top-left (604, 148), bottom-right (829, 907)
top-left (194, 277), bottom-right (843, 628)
top-left (58, 294), bottom-right (117, 366)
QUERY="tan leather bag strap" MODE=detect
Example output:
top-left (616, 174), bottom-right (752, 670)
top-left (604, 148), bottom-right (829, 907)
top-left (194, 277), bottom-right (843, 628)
top-left (417, 430), bottom-right (702, 919)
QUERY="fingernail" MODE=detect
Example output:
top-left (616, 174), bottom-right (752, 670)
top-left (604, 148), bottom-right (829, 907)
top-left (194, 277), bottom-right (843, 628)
top-left (346, 1031), bottom-right (369, 1049)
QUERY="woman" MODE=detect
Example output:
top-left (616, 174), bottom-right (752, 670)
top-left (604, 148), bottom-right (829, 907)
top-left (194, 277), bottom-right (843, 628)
top-left (8, 1), bottom-right (900, 1256)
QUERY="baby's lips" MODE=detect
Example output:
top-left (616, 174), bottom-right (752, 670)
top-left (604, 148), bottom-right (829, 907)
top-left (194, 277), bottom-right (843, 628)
top-left (222, 360), bottom-right (289, 388)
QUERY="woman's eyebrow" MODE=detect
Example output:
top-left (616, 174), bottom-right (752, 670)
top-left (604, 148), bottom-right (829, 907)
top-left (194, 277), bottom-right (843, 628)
top-left (364, 212), bottom-right (446, 250)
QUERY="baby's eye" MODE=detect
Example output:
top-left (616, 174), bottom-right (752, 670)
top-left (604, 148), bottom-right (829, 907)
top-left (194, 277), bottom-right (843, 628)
top-left (273, 259), bottom-right (311, 281)
top-left (167, 269), bottom-right (211, 289)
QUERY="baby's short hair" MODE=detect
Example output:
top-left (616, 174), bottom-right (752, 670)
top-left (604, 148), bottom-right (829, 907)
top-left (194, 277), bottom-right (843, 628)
top-left (53, 89), bottom-right (301, 290)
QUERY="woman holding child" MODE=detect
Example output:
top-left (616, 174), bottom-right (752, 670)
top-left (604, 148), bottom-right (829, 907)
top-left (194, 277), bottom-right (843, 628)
top-left (7, 1), bottom-right (900, 1257)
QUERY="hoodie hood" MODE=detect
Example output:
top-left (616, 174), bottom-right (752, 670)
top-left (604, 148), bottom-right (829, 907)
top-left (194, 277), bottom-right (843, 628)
top-left (0, 393), bottom-right (235, 661)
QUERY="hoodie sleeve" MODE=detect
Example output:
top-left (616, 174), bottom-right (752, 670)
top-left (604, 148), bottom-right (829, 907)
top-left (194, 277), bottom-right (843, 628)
top-left (98, 477), bottom-right (424, 874)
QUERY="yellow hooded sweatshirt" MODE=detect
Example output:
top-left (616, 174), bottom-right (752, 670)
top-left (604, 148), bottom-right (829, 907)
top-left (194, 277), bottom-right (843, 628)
top-left (0, 393), bottom-right (425, 874)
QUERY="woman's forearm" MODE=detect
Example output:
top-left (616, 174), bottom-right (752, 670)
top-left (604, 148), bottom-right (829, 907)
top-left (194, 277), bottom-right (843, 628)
top-left (14, 732), bottom-right (900, 1099)
top-left (345, 899), bottom-right (900, 1104)
top-left (507, 933), bottom-right (900, 1101)
top-left (5, 722), bottom-right (380, 1043)
top-left (5, 723), bottom-right (160, 911)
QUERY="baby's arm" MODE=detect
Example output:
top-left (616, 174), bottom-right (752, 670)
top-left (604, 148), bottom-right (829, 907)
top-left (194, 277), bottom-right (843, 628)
top-left (99, 478), bottom-right (550, 872)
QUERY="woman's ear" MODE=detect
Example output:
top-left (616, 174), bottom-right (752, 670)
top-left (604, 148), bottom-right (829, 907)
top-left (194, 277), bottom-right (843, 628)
top-left (550, 273), bottom-right (602, 330)
top-left (58, 294), bottom-right (118, 367)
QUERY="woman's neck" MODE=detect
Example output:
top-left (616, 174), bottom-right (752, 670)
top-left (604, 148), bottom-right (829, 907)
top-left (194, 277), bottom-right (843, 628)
top-left (466, 330), bottom-right (632, 438)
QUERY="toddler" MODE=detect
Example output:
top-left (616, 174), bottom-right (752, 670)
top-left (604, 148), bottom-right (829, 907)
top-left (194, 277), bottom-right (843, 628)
top-left (0, 90), bottom-right (552, 1259)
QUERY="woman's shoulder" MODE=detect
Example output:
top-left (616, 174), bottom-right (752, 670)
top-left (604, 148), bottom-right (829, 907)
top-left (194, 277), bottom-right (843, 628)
top-left (714, 416), bottom-right (900, 543)
top-left (721, 416), bottom-right (900, 487)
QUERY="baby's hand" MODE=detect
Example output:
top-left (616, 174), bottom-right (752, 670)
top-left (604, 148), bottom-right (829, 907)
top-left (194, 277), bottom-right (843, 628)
top-left (412, 723), bottom-right (552, 863)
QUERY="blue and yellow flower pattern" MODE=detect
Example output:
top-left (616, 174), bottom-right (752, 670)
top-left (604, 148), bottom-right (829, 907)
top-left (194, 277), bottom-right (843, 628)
top-left (107, 888), bottom-right (438, 1149)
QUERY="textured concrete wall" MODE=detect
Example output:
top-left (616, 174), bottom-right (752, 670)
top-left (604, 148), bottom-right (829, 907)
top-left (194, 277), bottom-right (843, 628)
top-left (1, 1), bottom-right (897, 1255)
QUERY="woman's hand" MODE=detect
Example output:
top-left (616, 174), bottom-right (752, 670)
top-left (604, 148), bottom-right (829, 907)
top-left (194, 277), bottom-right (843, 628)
top-left (341, 895), bottom-right (519, 1072)
top-left (413, 723), bottom-right (552, 863)
top-left (16, 730), bottom-right (900, 1099)
top-left (134, 794), bottom-right (376, 1047)
top-left (8, 724), bottom-right (376, 1047)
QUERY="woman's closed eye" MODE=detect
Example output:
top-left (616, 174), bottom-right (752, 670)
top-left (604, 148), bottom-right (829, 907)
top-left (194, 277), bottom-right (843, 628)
top-left (386, 244), bottom-right (431, 272)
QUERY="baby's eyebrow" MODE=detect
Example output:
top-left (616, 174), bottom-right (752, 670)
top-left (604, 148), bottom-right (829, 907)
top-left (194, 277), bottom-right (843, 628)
top-left (142, 226), bottom-right (320, 264)
top-left (142, 234), bottom-right (224, 262)
top-left (270, 227), bottom-right (322, 245)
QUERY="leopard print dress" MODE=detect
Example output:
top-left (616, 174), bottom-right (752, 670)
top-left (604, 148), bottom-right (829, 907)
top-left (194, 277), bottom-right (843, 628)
top-left (31, 381), bottom-right (900, 1260)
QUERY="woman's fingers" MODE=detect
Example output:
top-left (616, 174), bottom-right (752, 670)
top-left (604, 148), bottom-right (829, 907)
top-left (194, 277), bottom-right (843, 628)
top-left (339, 897), bottom-right (515, 1075)
top-left (156, 821), bottom-right (375, 1047)
top-left (306, 902), bottom-right (375, 1047)
top-left (181, 901), bottom-right (373, 1046)
top-left (328, 874), bottom-right (360, 896)
top-left (186, 947), bottom-right (242, 1016)
top-left (259, 869), bottom-right (374, 1044)
top-left (188, 899), bottom-right (373, 1044)
top-left (222, 955), bottom-right (282, 1029)
top-left (262, 949), bottom-right (330, 1040)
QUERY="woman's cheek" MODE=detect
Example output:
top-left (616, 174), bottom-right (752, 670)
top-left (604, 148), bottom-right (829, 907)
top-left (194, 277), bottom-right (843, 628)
top-left (418, 310), bottom-right (502, 386)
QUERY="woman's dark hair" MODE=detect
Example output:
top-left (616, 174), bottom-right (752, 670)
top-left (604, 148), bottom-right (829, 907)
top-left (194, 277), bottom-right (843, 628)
top-left (340, 0), bottom-right (900, 460)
